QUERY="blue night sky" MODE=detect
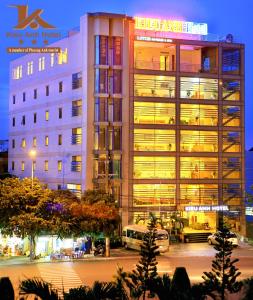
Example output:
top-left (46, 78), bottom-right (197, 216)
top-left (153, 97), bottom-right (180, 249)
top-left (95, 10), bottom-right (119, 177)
top-left (0, 0), bottom-right (252, 149)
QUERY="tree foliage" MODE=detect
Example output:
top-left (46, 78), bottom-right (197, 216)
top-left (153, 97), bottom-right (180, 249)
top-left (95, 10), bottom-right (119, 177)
top-left (117, 214), bottom-right (160, 300)
top-left (202, 226), bottom-right (242, 300)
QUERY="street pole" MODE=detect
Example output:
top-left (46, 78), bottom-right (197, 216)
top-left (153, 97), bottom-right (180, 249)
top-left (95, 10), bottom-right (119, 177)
top-left (31, 161), bottom-right (34, 188)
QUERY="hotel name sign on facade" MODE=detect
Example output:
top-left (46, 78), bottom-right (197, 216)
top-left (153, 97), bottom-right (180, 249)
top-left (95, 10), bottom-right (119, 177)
top-left (134, 17), bottom-right (208, 35)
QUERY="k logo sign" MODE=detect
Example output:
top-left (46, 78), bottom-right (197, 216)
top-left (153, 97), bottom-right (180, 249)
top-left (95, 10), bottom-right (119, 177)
top-left (10, 5), bottom-right (55, 30)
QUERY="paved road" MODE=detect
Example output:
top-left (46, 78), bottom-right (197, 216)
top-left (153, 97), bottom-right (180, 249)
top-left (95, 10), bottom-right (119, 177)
top-left (1, 242), bottom-right (253, 296)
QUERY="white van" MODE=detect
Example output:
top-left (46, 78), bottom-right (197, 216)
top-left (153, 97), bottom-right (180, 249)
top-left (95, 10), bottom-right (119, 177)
top-left (122, 225), bottom-right (169, 252)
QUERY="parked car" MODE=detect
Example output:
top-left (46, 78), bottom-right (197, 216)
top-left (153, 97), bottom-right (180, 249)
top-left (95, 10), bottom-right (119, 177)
top-left (94, 236), bottom-right (122, 249)
top-left (207, 232), bottom-right (239, 247)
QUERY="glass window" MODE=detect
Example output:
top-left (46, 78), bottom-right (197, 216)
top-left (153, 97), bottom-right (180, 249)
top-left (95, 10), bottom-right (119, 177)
top-left (72, 100), bottom-right (82, 117)
top-left (33, 113), bottom-right (37, 124)
top-left (134, 102), bottom-right (175, 125)
top-left (12, 139), bottom-right (15, 149)
top-left (72, 128), bottom-right (82, 145)
top-left (58, 160), bottom-right (62, 172)
top-left (95, 98), bottom-right (107, 122)
top-left (39, 57), bottom-right (45, 71)
top-left (67, 183), bottom-right (81, 198)
top-left (113, 37), bottom-right (122, 65)
top-left (59, 108), bottom-right (62, 119)
top-left (45, 110), bottom-right (49, 121)
top-left (222, 80), bottom-right (240, 101)
top-left (180, 77), bottom-right (218, 100)
top-left (134, 40), bottom-right (176, 71)
top-left (58, 48), bottom-right (68, 64)
top-left (222, 48), bottom-right (240, 75)
top-left (134, 156), bottom-right (175, 179)
top-left (12, 161), bottom-right (15, 171)
top-left (223, 183), bottom-right (241, 205)
top-left (109, 157), bottom-right (121, 179)
top-left (45, 136), bottom-right (49, 146)
top-left (108, 99), bottom-right (122, 122)
top-left (134, 74), bottom-right (175, 98)
top-left (34, 89), bottom-right (37, 99)
top-left (27, 61), bottom-right (33, 75)
top-left (94, 126), bottom-right (107, 150)
top-left (12, 117), bottom-right (15, 127)
top-left (180, 184), bottom-right (218, 205)
top-left (180, 130), bottom-right (218, 152)
top-left (44, 160), bottom-right (48, 171)
top-left (46, 85), bottom-right (49, 96)
top-left (23, 92), bottom-right (26, 102)
top-left (133, 184), bottom-right (176, 207)
top-left (59, 81), bottom-right (63, 93)
top-left (134, 129), bottom-right (175, 151)
top-left (95, 36), bottom-right (108, 65)
top-left (21, 115), bottom-right (25, 125)
top-left (33, 137), bottom-right (37, 147)
top-left (21, 161), bottom-right (25, 171)
top-left (180, 157), bottom-right (218, 179)
top-left (113, 70), bottom-right (122, 94)
top-left (180, 45), bottom-right (217, 73)
top-left (180, 104), bottom-right (218, 126)
top-left (58, 134), bottom-right (62, 145)
top-left (50, 53), bottom-right (54, 67)
top-left (72, 72), bottom-right (82, 89)
top-left (13, 95), bottom-right (16, 104)
top-left (223, 157), bottom-right (241, 179)
top-left (223, 106), bottom-right (240, 127)
top-left (21, 138), bottom-right (26, 148)
top-left (94, 156), bottom-right (106, 178)
top-left (109, 127), bottom-right (121, 150)
top-left (71, 156), bottom-right (82, 172)
top-left (222, 131), bottom-right (241, 152)
top-left (95, 69), bottom-right (108, 93)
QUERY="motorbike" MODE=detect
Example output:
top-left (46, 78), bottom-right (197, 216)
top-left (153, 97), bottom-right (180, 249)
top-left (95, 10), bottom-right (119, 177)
top-left (93, 244), bottom-right (105, 256)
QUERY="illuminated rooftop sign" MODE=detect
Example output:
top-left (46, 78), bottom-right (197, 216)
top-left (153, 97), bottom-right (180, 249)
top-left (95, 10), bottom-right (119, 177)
top-left (135, 17), bottom-right (208, 35)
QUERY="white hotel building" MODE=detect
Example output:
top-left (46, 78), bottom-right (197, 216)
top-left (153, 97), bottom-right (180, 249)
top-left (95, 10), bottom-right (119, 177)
top-left (9, 13), bottom-right (245, 233)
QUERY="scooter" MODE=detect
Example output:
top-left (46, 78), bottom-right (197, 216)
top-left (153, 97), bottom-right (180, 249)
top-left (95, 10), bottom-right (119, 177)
top-left (93, 244), bottom-right (105, 256)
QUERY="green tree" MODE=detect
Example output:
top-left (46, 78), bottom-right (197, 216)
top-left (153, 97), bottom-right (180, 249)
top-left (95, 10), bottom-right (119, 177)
top-left (0, 178), bottom-right (78, 260)
top-left (202, 227), bottom-right (242, 300)
top-left (70, 189), bottom-right (120, 256)
top-left (117, 214), bottom-right (159, 300)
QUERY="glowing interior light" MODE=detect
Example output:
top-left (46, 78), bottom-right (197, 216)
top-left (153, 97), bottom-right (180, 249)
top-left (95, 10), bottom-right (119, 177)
top-left (134, 17), bottom-right (208, 35)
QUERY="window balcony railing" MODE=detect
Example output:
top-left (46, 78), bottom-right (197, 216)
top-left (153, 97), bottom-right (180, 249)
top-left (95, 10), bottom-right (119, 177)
top-left (134, 60), bottom-right (175, 71)
top-left (71, 134), bottom-right (82, 145)
top-left (72, 106), bottom-right (82, 117)
top-left (180, 63), bottom-right (217, 74)
top-left (71, 161), bottom-right (82, 172)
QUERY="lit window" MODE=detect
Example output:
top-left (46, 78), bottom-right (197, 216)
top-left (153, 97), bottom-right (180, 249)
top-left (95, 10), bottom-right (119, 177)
top-left (12, 65), bottom-right (22, 79)
top-left (58, 134), bottom-right (62, 145)
top-left (50, 53), bottom-right (54, 67)
top-left (21, 161), bottom-right (25, 171)
top-left (58, 160), bottom-right (62, 172)
top-left (27, 61), bottom-right (33, 75)
top-left (45, 110), bottom-right (49, 121)
top-left (45, 136), bottom-right (49, 146)
top-left (21, 138), bottom-right (26, 148)
top-left (44, 160), bottom-right (48, 171)
top-left (39, 57), bottom-right (45, 71)
top-left (33, 137), bottom-right (37, 147)
top-left (67, 183), bottom-right (81, 197)
top-left (58, 48), bottom-right (68, 64)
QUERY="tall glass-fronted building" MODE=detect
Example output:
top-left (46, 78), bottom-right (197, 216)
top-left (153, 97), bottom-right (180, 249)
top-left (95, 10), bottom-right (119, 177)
top-left (9, 13), bottom-right (245, 234)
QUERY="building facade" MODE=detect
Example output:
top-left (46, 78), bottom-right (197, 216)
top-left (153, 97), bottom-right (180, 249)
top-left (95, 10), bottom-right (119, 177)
top-left (9, 13), bottom-right (245, 233)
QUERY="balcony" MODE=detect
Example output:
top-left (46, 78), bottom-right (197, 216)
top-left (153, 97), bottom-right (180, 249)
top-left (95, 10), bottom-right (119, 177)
top-left (71, 134), bottom-right (82, 145)
top-left (71, 161), bottom-right (81, 172)
top-left (72, 106), bottom-right (82, 117)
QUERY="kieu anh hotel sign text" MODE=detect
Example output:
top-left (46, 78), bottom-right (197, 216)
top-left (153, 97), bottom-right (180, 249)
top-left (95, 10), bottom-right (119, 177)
top-left (135, 17), bottom-right (208, 35)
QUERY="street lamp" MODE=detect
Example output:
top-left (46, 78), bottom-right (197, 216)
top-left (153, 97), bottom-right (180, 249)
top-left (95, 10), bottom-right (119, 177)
top-left (29, 149), bottom-right (37, 187)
